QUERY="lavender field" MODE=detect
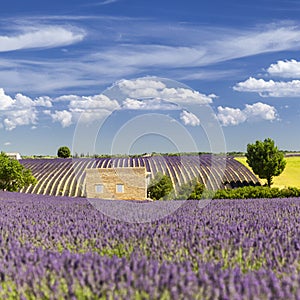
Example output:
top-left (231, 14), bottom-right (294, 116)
top-left (1, 191), bottom-right (300, 299)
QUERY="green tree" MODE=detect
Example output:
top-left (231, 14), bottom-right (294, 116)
top-left (176, 178), bottom-right (205, 200)
top-left (0, 152), bottom-right (37, 191)
top-left (57, 146), bottom-right (71, 158)
top-left (188, 181), bottom-right (206, 200)
top-left (245, 138), bottom-right (286, 187)
top-left (147, 172), bottom-right (173, 200)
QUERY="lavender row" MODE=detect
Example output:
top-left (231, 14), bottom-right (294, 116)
top-left (0, 192), bottom-right (300, 298)
top-left (1, 240), bottom-right (299, 300)
top-left (19, 155), bottom-right (259, 197)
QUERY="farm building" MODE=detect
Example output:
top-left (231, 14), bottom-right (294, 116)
top-left (86, 167), bottom-right (147, 200)
top-left (6, 152), bottom-right (22, 160)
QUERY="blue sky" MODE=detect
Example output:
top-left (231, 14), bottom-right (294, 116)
top-left (1, 0), bottom-right (300, 155)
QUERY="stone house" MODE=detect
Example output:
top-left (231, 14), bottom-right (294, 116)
top-left (85, 167), bottom-right (147, 200)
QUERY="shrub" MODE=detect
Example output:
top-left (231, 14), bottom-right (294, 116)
top-left (147, 173), bottom-right (173, 200)
top-left (176, 179), bottom-right (204, 200)
top-left (0, 152), bottom-right (37, 191)
top-left (213, 186), bottom-right (300, 199)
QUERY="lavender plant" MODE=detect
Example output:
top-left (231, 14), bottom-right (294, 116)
top-left (0, 191), bottom-right (300, 299)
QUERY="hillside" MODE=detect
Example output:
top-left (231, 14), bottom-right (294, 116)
top-left (19, 155), bottom-right (260, 197)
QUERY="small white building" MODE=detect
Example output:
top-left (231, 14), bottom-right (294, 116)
top-left (6, 152), bottom-right (22, 160)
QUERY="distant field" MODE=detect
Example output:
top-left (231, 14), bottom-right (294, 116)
top-left (235, 156), bottom-right (300, 188)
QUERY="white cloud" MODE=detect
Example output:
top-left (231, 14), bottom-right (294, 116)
top-left (67, 94), bottom-right (119, 112)
top-left (117, 79), bottom-right (166, 98)
top-left (217, 102), bottom-right (277, 126)
top-left (122, 98), bottom-right (179, 110)
top-left (4, 109), bottom-right (38, 130)
top-left (52, 93), bottom-right (120, 124)
top-left (122, 98), bottom-right (146, 110)
top-left (160, 88), bottom-right (214, 104)
top-left (96, 0), bottom-right (120, 5)
top-left (89, 24), bottom-right (300, 71)
top-left (0, 79), bottom-right (278, 131)
top-left (0, 88), bottom-right (14, 109)
top-left (36, 78), bottom-right (213, 128)
top-left (0, 88), bottom-right (52, 110)
top-left (180, 110), bottom-right (201, 126)
top-left (44, 78), bottom-right (212, 128)
top-left (100, 45), bottom-right (207, 69)
top-left (117, 78), bottom-right (213, 105)
top-left (244, 102), bottom-right (277, 121)
top-left (68, 94), bottom-right (119, 120)
top-left (211, 25), bottom-right (300, 62)
top-left (267, 59), bottom-right (300, 78)
top-left (0, 88), bottom-right (53, 130)
top-left (47, 79), bottom-right (210, 127)
top-left (34, 96), bottom-right (53, 107)
top-left (44, 110), bottom-right (73, 127)
top-left (180, 70), bottom-right (239, 81)
top-left (0, 26), bottom-right (85, 52)
top-left (234, 77), bottom-right (300, 97)
top-left (4, 142), bottom-right (11, 146)
top-left (0, 78), bottom-right (214, 130)
top-left (217, 107), bottom-right (247, 126)
top-left (2, 20), bottom-right (300, 94)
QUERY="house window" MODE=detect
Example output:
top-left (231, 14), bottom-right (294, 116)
top-left (116, 184), bottom-right (124, 193)
top-left (95, 184), bottom-right (104, 193)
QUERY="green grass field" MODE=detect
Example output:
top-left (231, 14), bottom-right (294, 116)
top-left (235, 156), bottom-right (300, 189)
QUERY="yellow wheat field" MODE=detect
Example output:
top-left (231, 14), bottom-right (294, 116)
top-left (235, 156), bottom-right (300, 189)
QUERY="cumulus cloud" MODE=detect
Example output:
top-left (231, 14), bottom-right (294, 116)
top-left (267, 59), bottom-right (300, 78)
top-left (180, 110), bottom-right (201, 126)
top-left (44, 110), bottom-right (73, 127)
top-left (117, 78), bottom-right (214, 105)
top-left (51, 93), bottom-right (120, 124)
top-left (0, 77), bottom-right (215, 130)
top-left (217, 102), bottom-right (277, 126)
top-left (37, 78), bottom-right (214, 128)
top-left (234, 59), bottom-right (300, 97)
top-left (0, 88), bottom-right (53, 130)
top-left (67, 94), bottom-right (119, 112)
top-left (0, 26), bottom-right (85, 52)
top-left (160, 88), bottom-right (215, 105)
top-left (34, 96), bottom-right (53, 107)
top-left (0, 88), bottom-right (14, 109)
top-left (233, 77), bottom-right (300, 97)
top-left (117, 78), bottom-right (166, 98)
top-left (0, 77), bottom-right (259, 130)
top-left (244, 102), bottom-right (277, 121)
top-left (52, 78), bottom-right (216, 128)
top-left (217, 107), bottom-right (247, 126)
top-left (4, 109), bottom-right (38, 131)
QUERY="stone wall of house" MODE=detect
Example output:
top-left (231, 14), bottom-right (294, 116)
top-left (85, 167), bottom-right (147, 200)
